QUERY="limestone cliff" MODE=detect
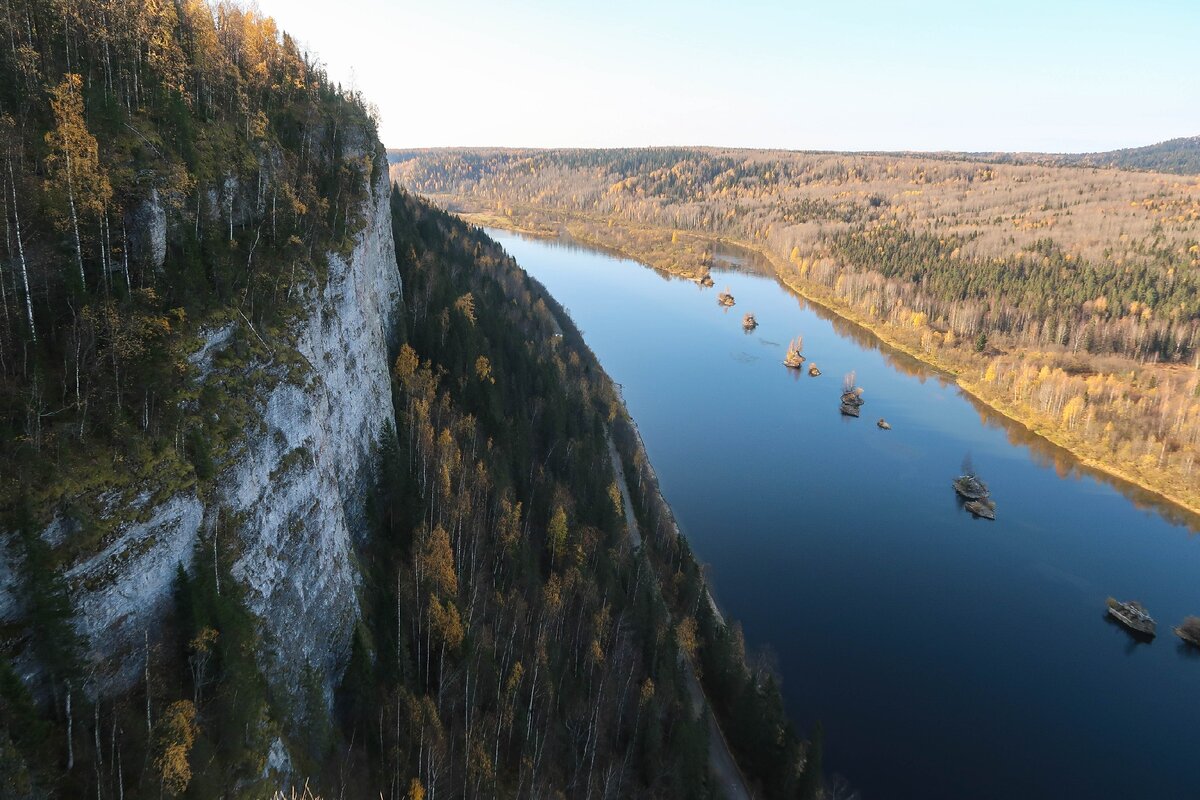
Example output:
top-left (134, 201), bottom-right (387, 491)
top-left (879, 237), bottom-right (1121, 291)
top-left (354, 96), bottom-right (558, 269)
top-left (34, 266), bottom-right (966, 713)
top-left (0, 153), bottom-right (401, 699)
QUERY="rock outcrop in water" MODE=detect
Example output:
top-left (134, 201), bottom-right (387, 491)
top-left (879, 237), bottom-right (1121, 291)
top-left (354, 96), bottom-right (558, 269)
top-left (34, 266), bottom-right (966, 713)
top-left (783, 336), bottom-right (805, 368)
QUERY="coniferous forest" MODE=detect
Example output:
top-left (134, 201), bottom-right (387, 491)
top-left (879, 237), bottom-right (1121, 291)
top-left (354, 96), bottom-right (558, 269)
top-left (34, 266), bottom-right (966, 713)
top-left (0, 3), bottom-right (822, 797)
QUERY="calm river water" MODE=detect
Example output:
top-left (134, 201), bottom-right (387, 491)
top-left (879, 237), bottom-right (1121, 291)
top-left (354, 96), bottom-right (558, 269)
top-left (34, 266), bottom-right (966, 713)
top-left (487, 228), bottom-right (1200, 800)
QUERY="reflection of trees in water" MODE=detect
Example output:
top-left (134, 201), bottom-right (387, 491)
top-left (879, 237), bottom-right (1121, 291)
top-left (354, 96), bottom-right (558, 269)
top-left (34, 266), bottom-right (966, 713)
top-left (961, 387), bottom-right (1200, 532)
top-left (491, 226), bottom-right (707, 288)
top-left (511, 225), bottom-right (1200, 535)
top-left (709, 241), bottom-right (776, 278)
top-left (767, 254), bottom-right (1200, 533)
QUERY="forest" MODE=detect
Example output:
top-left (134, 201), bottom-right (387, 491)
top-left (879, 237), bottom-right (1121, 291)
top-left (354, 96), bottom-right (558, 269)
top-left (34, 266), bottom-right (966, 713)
top-left (0, 186), bottom-right (825, 799)
top-left (861, 135), bottom-right (1200, 176)
top-left (391, 146), bottom-right (1200, 513)
top-left (324, 189), bottom-right (821, 799)
top-left (0, 0), bottom-right (379, 517)
top-left (0, 2), bottom-right (825, 796)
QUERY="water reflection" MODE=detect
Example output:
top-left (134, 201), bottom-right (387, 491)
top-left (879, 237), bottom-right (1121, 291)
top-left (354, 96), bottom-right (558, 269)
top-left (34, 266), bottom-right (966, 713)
top-left (713, 239), bottom-right (1197, 532)
top-left (488, 226), bottom-right (1200, 800)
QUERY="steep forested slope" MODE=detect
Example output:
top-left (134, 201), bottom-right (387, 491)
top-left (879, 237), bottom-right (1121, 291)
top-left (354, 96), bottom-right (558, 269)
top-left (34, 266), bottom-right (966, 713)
top-left (0, 3), bottom-right (819, 798)
top-left (334, 189), bottom-right (817, 799)
top-left (0, 0), bottom-right (394, 794)
top-left (1, 0), bottom-right (380, 488)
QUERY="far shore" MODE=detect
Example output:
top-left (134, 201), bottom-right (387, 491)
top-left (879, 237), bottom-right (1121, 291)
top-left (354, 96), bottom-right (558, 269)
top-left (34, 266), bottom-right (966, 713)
top-left (453, 205), bottom-right (1200, 525)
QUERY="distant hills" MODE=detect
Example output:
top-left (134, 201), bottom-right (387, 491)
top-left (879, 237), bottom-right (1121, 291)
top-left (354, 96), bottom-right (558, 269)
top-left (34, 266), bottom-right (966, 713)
top-left (926, 136), bottom-right (1200, 175)
top-left (1058, 136), bottom-right (1200, 174)
top-left (390, 135), bottom-right (1200, 176)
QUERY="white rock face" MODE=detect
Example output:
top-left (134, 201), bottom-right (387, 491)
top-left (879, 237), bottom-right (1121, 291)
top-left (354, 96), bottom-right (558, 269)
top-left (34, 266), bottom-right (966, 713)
top-left (1, 152), bottom-right (401, 698)
top-left (125, 187), bottom-right (168, 271)
top-left (66, 491), bottom-right (206, 675)
top-left (225, 157), bottom-right (402, 691)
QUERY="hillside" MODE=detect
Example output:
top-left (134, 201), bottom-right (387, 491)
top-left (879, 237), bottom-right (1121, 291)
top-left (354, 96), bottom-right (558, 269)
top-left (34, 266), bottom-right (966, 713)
top-left (1060, 136), bottom-right (1200, 175)
top-left (0, 3), bottom-right (818, 798)
top-left (391, 147), bottom-right (1200, 515)
top-left (870, 136), bottom-right (1200, 175)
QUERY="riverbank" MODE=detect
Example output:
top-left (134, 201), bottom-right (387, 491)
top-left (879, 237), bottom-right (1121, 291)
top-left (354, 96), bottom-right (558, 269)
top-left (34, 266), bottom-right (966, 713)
top-left (606, 432), bottom-right (753, 800)
top-left (490, 224), bottom-right (1200, 798)
top-left (457, 203), bottom-right (1200, 523)
top-left (526, 248), bottom-right (819, 798)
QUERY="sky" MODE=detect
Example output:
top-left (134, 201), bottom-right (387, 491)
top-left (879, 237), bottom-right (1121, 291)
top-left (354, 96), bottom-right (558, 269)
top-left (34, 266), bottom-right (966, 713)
top-left (253, 0), bottom-right (1200, 153)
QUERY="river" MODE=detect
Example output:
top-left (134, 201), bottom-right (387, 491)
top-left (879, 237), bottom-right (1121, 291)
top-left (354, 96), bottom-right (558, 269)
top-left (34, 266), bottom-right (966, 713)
top-left (486, 228), bottom-right (1200, 800)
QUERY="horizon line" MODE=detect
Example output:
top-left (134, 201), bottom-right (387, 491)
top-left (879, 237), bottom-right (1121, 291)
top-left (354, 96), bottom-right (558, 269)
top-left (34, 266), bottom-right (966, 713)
top-left (383, 135), bottom-right (1200, 158)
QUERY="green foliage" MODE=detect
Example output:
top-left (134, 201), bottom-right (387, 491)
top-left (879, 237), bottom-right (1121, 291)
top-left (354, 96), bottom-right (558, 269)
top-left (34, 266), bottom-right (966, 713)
top-left (1059, 136), bottom-right (1200, 175)
top-left (321, 188), bottom-right (728, 797)
top-left (0, 658), bottom-right (49, 796)
top-left (0, 0), bottom-right (381, 522)
top-left (10, 499), bottom-right (86, 689)
top-left (185, 427), bottom-right (215, 481)
top-left (173, 549), bottom-right (276, 795)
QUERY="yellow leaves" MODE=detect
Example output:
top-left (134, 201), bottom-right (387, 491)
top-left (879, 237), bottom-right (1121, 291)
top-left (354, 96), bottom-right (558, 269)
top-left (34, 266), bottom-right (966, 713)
top-left (155, 701), bottom-right (198, 796)
top-left (82, 300), bottom-right (173, 364)
top-left (407, 779), bottom-right (426, 800)
top-left (910, 311), bottom-right (929, 328)
top-left (393, 343), bottom-right (419, 383)
top-left (428, 595), bottom-right (464, 651)
top-left (498, 497), bottom-right (523, 553)
top-left (1062, 395), bottom-right (1087, 428)
top-left (542, 572), bottom-right (562, 614)
top-left (467, 739), bottom-right (495, 784)
top-left (474, 355), bottom-right (494, 384)
top-left (249, 110), bottom-right (269, 141)
top-left (418, 525), bottom-right (457, 598)
top-left (45, 73), bottom-right (112, 217)
top-left (454, 292), bottom-right (476, 324)
top-left (639, 678), bottom-right (655, 708)
top-left (504, 662), bottom-right (525, 701)
top-left (189, 626), bottom-right (218, 656)
top-left (676, 617), bottom-right (698, 659)
top-left (608, 481), bottom-right (623, 519)
top-left (547, 505), bottom-right (568, 566)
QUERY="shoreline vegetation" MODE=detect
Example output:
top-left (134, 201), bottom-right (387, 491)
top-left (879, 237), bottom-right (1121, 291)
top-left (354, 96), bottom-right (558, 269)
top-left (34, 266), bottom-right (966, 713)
top-left (445, 200), bottom-right (1200, 523)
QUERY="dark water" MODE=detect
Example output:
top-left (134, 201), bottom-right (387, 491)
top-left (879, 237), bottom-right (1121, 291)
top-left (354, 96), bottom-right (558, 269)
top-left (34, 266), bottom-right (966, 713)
top-left (487, 229), bottom-right (1200, 800)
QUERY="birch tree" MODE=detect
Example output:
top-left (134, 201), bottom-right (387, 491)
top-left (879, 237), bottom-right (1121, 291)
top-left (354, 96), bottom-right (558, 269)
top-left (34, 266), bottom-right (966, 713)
top-left (45, 73), bottom-right (111, 291)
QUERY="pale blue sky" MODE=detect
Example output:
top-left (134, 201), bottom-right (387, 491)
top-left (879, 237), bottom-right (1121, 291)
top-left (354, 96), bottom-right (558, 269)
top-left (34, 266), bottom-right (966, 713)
top-left (254, 0), bottom-right (1200, 152)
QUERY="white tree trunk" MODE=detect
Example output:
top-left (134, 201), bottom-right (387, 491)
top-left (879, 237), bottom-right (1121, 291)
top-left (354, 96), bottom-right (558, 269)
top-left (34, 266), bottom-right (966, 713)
top-left (65, 145), bottom-right (85, 288)
top-left (7, 157), bottom-right (34, 343)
